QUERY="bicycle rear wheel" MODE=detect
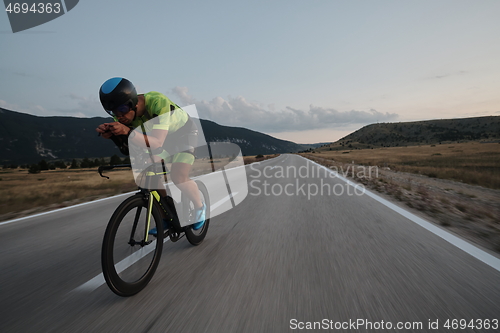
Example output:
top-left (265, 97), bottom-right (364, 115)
top-left (183, 180), bottom-right (210, 246)
top-left (102, 194), bottom-right (163, 296)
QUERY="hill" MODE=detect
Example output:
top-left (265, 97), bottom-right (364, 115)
top-left (0, 108), bottom-right (305, 164)
top-left (317, 116), bottom-right (500, 151)
top-left (298, 142), bottom-right (332, 150)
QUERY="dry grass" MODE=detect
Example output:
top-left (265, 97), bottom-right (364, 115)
top-left (243, 154), bottom-right (279, 165)
top-left (0, 168), bottom-right (137, 221)
top-left (191, 156), bottom-right (245, 175)
top-left (0, 154), bottom-right (280, 221)
top-left (311, 142), bottom-right (500, 189)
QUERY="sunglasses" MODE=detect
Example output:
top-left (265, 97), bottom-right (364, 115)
top-left (106, 104), bottom-right (132, 117)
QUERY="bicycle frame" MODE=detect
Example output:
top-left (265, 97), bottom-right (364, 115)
top-left (100, 157), bottom-right (210, 296)
top-left (98, 164), bottom-right (181, 243)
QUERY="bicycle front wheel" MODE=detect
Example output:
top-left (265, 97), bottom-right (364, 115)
top-left (102, 194), bottom-right (163, 296)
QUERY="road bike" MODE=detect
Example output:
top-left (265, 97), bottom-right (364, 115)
top-left (98, 163), bottom-right (210, 297)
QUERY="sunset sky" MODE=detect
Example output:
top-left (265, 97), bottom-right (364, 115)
top-left (1, 0), bottom-right (499, 143)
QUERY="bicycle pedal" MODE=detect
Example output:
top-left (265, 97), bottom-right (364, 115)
top-left (167, 230), bottom-right (181, 242)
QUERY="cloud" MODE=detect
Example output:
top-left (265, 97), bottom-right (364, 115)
top-left (0, 99), bottom-right (20, 110)
top-left (12, 71), bottom-right (29, 77)
top-left (428, 71), bottom-right (468, 80)
top-left (0, 99), bottom-right (52, 116)
top-left (0, 68), bottom-right (43, 79)
top-left (61, 94), bottom-right (103, 117)
top-left (171, 87), bottom-right (399, 133)
top-left (1, 95), bottom-right (100, 118)
top-left (171, 86), bottom-right (196, 105)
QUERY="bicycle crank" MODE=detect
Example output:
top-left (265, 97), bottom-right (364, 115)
top-left (166, 229), bottom-right (185, 242)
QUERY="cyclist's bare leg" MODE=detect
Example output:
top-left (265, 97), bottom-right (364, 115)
top-left (157, 188), bottom-right (168, 198)
top-left (171, 162), bottom-right (203, 209)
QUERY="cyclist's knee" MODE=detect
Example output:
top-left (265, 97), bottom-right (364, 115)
top-left (171, 173), bottom-right (190, 186)
top-left (171, 161), bottom-right (192, 186)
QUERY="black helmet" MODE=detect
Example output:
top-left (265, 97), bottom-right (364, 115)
top-left (99, 77), bottom-right (138, 115)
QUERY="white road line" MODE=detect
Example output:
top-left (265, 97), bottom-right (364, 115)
top-left (73, 273), bottom-right (105, 292)
top-left (303, 156), bottom-right (500, 272)
top-left (73, 237), bottom-right (170, 292)
top-left (0, 191), bottom-right (136, 227)
top-left (210, 192), bottom-right (239, 211)
top-left (72, 191), bottom-right (238, 293)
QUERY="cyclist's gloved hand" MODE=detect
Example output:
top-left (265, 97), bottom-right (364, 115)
top-left (96, 123), bottom-right (113, 139)
top-left (108, 122), bottom-right (131, 136)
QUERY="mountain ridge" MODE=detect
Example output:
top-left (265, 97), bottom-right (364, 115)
top-left (0, 108), bottom-right (305, 164)
top-left (316, 116), bottom-right (500, 151)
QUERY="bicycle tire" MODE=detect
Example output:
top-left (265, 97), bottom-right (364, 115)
top-left (101, 194), bottom-right (163, 296)
top-left (183, 180), bottom-right (210, 246)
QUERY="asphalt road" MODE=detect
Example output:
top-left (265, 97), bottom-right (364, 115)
top-left (1, 154), bottom-right (499, 332)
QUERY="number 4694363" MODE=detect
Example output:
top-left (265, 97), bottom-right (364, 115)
top-left (5, 3), bottom-right (61, 14)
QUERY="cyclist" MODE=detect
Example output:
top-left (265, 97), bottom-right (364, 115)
top-left (96, 77), bottom-right (206, 233)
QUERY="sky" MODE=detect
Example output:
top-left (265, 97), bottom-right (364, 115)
top-left (1, 0), bottom-right (499, 143)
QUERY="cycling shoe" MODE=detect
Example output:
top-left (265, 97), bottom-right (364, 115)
top-left (192, 203), bottom-right (206, 230)
top-left (148, 219), bottom-right (169, 236)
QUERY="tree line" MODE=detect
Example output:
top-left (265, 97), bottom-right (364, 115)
top-left (1, 155), bottom-right (130, 174)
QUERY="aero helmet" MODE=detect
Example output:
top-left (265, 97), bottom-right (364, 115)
top-left (99, 77), bottom-right (138, 115)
